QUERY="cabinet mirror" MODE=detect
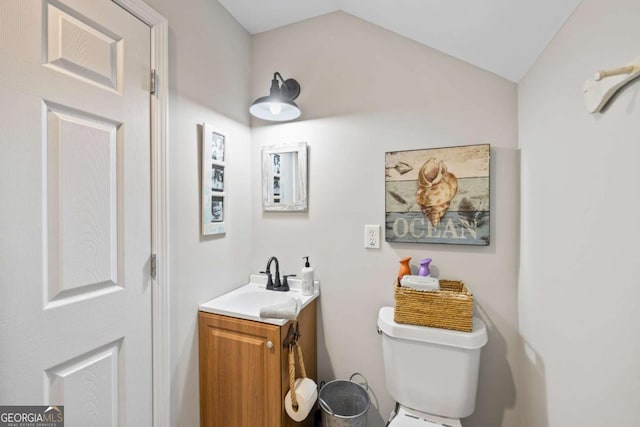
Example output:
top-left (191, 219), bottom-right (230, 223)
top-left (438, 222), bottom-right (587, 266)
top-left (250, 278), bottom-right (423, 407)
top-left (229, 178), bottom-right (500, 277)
top-left (262, 142), bottom-right (307, 211)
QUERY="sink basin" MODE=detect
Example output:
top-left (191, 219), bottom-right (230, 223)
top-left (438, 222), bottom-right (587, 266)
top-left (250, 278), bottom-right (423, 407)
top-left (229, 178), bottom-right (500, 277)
top-left (199, 274), bottom-right (319, 325)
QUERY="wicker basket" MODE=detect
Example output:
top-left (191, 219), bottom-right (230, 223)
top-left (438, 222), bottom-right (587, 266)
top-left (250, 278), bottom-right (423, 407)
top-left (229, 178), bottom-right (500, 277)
top-left (394, 279), bottom-right (473, 332)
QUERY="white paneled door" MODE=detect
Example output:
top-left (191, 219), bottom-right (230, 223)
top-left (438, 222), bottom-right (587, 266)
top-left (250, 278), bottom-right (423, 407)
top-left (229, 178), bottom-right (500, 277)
top-left (0, 0), bottom-right (153, 425)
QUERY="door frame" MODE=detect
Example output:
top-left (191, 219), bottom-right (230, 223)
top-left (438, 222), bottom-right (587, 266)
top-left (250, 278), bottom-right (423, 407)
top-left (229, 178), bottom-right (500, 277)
top-left (111, 1), bottom-right (169, 426)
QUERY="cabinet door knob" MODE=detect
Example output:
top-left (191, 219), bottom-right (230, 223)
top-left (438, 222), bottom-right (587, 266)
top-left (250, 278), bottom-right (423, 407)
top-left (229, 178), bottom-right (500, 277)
top-left (266, 341), bottom-right (274, 349)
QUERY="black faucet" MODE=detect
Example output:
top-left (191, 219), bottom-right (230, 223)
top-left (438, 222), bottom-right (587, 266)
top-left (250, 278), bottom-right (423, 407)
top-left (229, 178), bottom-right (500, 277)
top-left (261, 256), bottom-right (281, 290)
top-left (260, 257), bottom-right (293, 291)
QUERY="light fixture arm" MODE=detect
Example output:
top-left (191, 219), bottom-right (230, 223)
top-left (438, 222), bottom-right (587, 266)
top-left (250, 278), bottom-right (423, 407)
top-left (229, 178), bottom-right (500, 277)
top-left (271, 72), bottom-right (301, 101)
top-left (273, 72), bottom-right (285, 84)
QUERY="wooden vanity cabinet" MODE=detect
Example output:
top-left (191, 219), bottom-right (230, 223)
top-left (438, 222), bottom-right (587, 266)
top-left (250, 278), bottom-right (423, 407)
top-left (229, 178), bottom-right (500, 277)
top-left (199, 300), bottom-right (317, 427)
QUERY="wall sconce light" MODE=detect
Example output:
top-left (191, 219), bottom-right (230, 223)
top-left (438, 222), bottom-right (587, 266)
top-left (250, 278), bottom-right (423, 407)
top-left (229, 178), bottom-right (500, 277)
top-left (250, 72), bottom-right (301, 121)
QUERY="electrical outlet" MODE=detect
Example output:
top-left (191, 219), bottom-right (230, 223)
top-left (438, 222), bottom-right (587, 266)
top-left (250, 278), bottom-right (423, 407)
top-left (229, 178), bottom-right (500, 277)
top-left (364, 224), bottom-right (380, 249)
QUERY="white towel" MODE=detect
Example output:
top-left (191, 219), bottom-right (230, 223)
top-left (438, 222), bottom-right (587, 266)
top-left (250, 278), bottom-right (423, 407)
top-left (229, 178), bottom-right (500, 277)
top-left (259, 298), bottom-right (301, 320)
top-left (400, 275), bottom-right (440, 292)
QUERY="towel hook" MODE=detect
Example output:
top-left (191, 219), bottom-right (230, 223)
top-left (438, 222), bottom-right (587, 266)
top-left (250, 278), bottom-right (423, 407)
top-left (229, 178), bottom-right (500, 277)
top-left (584, 57), bottom-right (640, 113)
top-left (283, 322), bottom-right (301, 348)
top-left (593, 65), bottom-right (637, 81)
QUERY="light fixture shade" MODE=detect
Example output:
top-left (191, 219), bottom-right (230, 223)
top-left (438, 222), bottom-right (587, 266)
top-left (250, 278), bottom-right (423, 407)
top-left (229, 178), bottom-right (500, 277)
top-left (250, 73), bottom-right (302, 121)
top-left (249, 96), bottom-right (301, 121)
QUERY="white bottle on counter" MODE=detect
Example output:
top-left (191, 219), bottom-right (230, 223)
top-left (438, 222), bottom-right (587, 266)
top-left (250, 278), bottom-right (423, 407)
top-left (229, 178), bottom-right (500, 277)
top-left (301, 256), bottom-right (314, 296)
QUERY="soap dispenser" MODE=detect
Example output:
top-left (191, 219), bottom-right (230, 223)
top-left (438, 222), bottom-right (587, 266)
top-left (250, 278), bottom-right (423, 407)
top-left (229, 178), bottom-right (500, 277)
top-left (301, 256), bottom-right (314, 296)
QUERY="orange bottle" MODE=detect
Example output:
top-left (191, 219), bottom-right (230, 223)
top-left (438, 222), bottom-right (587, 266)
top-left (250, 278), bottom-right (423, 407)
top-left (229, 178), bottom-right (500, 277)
top-left (397, 257), bottom-right (412, 281)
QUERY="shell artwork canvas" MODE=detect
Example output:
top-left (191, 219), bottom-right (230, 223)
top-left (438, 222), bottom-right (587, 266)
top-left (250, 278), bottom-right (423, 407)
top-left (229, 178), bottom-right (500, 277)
top-left (385, 144), bottom-right (490, 245)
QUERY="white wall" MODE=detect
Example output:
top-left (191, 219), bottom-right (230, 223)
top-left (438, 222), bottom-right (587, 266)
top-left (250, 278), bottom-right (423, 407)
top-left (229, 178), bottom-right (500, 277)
top-left (518, 0), bottom-right (640, 425)
top-left (251, 12), bottom-right (521, 427)
top-left (141, 1), bottom-right (252, 426)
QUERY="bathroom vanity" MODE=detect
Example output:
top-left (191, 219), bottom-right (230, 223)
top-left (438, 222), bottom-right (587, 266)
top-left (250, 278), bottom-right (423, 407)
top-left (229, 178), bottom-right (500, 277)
top-left (198, 277), bottom-right (318, 426)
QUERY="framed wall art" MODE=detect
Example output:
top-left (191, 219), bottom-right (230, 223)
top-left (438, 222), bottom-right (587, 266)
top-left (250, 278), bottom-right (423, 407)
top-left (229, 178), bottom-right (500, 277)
top-left (202, 123), bottom-right (226, 236)
top-left (385, 144), bottom-right (490, 246)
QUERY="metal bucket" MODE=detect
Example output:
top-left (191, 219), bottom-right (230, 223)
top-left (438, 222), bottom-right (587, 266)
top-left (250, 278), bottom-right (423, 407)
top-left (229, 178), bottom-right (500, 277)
top-left (318, 373), bottom-right (370, 427)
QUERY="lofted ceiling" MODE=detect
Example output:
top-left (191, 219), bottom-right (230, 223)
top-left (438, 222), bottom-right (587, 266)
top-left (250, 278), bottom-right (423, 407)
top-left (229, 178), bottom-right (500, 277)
top-left (218, 0), bottom-right (582, 82)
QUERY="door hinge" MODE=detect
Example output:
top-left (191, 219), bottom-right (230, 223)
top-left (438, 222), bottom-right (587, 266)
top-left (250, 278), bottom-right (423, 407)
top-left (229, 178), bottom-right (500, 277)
top-left (151, 253), bottom-right (157, 280)
top-left (150, 69), bottom-right (158, 96)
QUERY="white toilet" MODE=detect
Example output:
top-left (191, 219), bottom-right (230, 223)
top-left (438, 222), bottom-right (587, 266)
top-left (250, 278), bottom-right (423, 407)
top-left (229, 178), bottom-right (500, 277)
top-left (377, 307), bottom-right (488, 427)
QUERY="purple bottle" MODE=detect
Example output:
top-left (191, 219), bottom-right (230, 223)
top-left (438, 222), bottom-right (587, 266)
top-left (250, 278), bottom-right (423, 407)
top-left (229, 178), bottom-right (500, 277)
top-left (417, 258), bottom-right (432, 277)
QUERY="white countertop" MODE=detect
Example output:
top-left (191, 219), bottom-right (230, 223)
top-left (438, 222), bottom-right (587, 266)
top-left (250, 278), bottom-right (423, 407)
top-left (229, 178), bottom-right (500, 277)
top-left (199, 274), bottom-right (320, 326)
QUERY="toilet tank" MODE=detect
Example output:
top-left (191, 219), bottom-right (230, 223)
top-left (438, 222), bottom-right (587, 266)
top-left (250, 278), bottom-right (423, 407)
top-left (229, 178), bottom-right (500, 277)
top-left (377, 307), bottom-right (487, 419)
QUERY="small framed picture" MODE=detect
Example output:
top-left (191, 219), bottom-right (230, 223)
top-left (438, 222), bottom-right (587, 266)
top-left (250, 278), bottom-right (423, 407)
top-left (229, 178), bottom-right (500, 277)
top-left (211, 165), bottom-right (224, 192)
top-left (210, 130), bottom-right (225, 163)
top-left (202, 123), bottom-right (226, 236)
top-left (210, 195), bottom-right (224, 222)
